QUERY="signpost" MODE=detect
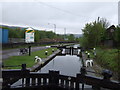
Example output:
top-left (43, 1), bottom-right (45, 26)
top-left (25, 27), bottom-right (34, 43)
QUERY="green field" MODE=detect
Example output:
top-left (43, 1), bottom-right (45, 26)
top-left (3, 48), bottom-right (57, 69)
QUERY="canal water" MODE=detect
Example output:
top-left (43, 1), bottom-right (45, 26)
top-left (38, 55), bottom-right (82, 77)
top-left (38, 44), bottom-right (82, 77)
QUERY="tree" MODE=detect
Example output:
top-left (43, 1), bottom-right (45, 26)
top-left (67, 34), bottom-right (75, 41)
top-left (2, 25), bottom-right (66, 43)
top-left (81, 17), bottom-right (109, 48)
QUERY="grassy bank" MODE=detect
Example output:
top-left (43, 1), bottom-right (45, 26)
top-left (95, 48), bottom-right (119, 72)
top-left (84, 47), bottom-right (120, 80)
top-left (3, 48), bottom-right (57, 69)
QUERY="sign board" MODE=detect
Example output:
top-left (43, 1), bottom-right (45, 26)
top-left (25, 27), bottom-right (34, 43)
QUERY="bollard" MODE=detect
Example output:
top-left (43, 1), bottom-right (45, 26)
top-left (6, 84), bottom-right (11, 89)
top-left (102, 69), bottom-right (113, 81)
top-left (21, 64), bottom-right (27, 70)
top-left (87, 53), bottom-right (90, 59)
top-left (52, 49), bottom-right (54, 53)
top-left (93, 48), bottom-right (96, 56)
top-left (93, 48), bottom-right (96, 50)
top-left (80, 67), bottom-right (86, 75)
top-left (85, 51), bottom-right (88, 54)
top-left (80, 51), bottom-right (82, 57)
top-left (45, 51), bottom-right (48, 55)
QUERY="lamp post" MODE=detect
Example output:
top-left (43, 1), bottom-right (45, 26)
top-left (48, 23), bottom-right (56, 33)
top-left (53, 24), bottom-right (56, 33)
top-left (64, 28), bottom-right (66, 40)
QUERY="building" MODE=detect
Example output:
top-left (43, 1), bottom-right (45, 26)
top-left (104, 25), bottom-right (116, 47)
top-left (0, 28), bottom-right (8, 43)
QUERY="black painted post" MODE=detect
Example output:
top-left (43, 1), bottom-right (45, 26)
top-left (21, 64), bottom-right (26, 86)
top-left (45, 51), bottom-right (48, 55)
top-left (21, 64), bottom-right (27, 70)
top-left (49, 70), bottom-right (59, 86)
top-left (76, 74), bottom-right (80, 90)
top-left (21, 64), bottom-right (30, 86)
top-left (87, 53), bottom-right (90, 59)
top-left (80, 50), bottom-right (82, 57)
top-left (80, 67), bottom-right (86, 75)
top-left (81, 57), bottom-right (85, 68)
top-left (80, 67), bottom-right (86, 90)
top-left (28, 46), bottom-right (31, 56)
top-left (52, 49), bottom-right (54, 53)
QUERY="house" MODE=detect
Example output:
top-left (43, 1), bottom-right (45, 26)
top-left (104, 25), bottom-right (116, 47)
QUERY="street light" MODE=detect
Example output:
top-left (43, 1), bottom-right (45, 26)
top-left (48, 23), bottom-right (56, 33)
top-left (64, 28), bottom-right (66, 40)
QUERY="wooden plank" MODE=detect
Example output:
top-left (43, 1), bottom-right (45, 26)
top-left (37, 78), bottom-right (41, 86)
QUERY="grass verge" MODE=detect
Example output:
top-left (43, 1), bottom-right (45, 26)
top-left (95, 48), bottom-right (119, 72)
top-left (86, 47), bottom-right (119, 72)
top-left (85, 48), bottom-right (120, 80)
top-left (3, 48), bottom-right (57, 69)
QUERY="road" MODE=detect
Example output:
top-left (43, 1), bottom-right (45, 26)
top-left (1, 43), bottom-right (72, 60)
top-left (1, 46), bottom-right (50, 60)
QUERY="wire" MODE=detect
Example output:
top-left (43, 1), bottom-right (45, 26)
top-left (35, 1), bottom-right (85, 18)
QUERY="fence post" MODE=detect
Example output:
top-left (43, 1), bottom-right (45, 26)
top-left (76, 67), bottom-right (86, 90)
top-left (76, 74), bottom-right (80, 90)
top-left (80, 67), bottom-right (86, 90)
top-left (21, 64), bottom-right (30, 87)
top-left (21, 64), bottom-right (27, 70)
top-left (28, 46), bottom-right (31, 56)
top-left (49, 70), bottom-right (59, 86)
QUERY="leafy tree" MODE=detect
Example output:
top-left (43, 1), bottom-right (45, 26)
top-left (46, 31), bottom-right (56, 39)
top-left (67, 34), bottom-right (75, 41)
top-left (81, 17), bottom-right (109, 48)
top-left (35, 30), bottom-right (40, 42)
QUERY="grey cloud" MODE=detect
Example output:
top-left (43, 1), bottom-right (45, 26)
top-left (1, 2), bottom-right (118, 34)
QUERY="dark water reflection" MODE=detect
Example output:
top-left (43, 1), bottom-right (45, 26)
top-left (38, 55), bottom-right (82, 77)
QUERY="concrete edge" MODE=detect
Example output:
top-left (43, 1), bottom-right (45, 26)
top-left (30, 49), bottom-right (61, 72)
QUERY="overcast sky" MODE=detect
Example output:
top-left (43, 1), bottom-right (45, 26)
top-left (1, 0), bottom-right (119, 34)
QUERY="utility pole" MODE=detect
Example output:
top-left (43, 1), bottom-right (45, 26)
top-left (53, 24), bottom-right (56, 33)
top-left (48, 23), bottom-right (56, 33)
top-left (64, 28), bottom-right (66, 40)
